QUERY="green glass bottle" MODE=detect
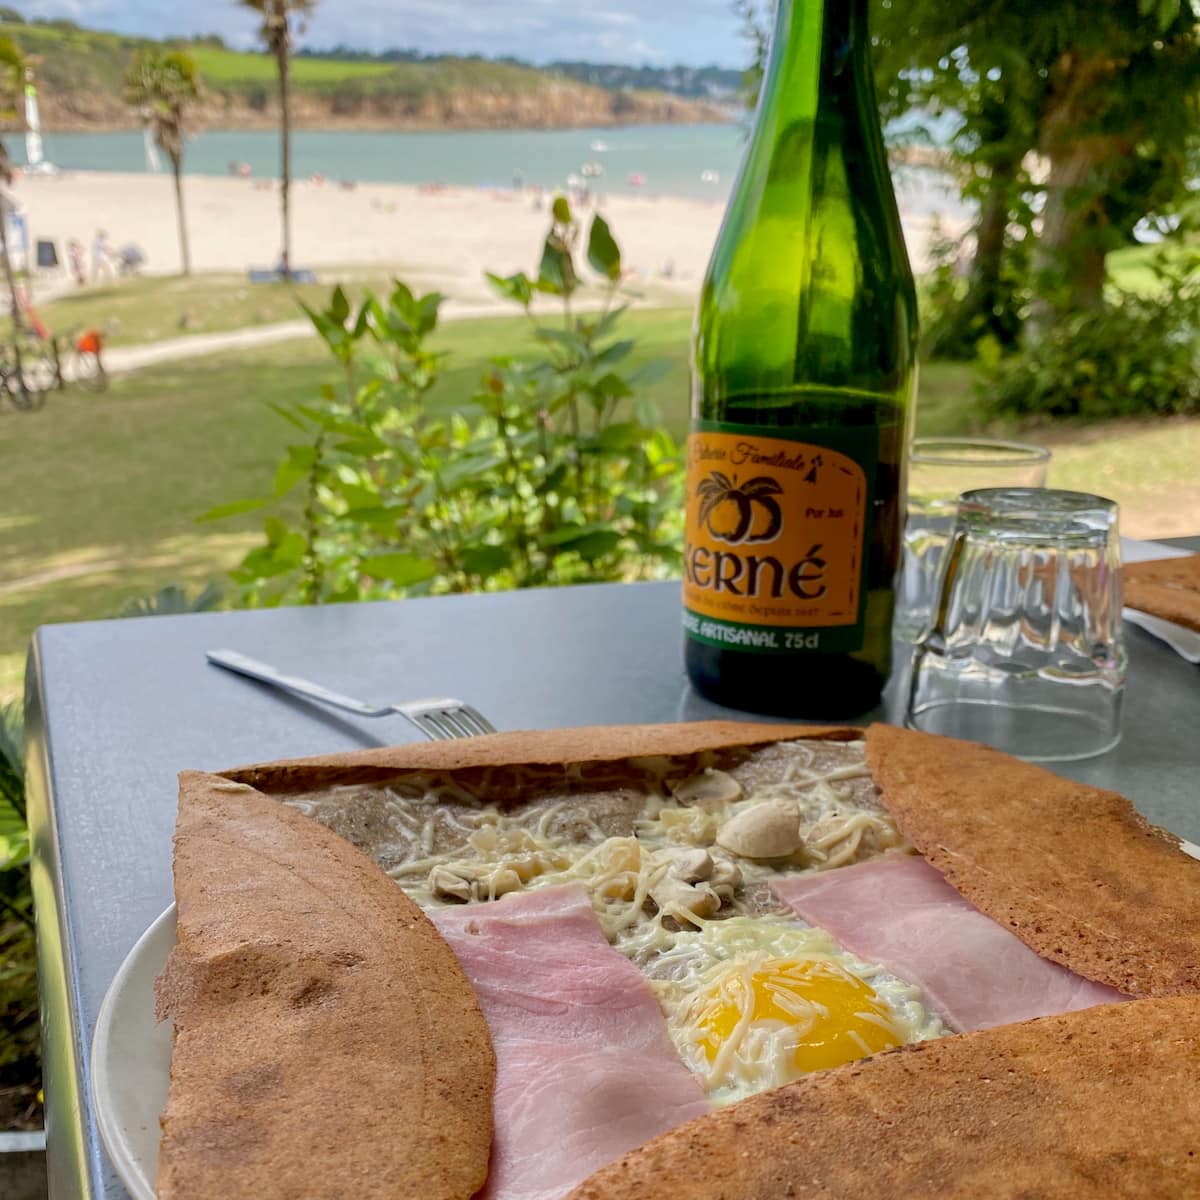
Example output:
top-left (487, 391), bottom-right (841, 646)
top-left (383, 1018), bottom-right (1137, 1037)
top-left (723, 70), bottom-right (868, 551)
top-left (683, 0), bottom-right (917, 718)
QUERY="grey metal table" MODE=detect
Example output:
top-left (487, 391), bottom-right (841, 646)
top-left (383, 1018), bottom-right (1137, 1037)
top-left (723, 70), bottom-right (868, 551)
top-left (26, 556), bottom-right (1200, 1200)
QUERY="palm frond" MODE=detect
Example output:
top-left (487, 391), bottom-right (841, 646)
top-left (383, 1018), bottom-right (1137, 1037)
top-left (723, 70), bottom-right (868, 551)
top-left (0, 700), bottom-right (26, 867)
top-left (239, 0), bottom-right (317, 50)
top-left (115, 582), bottom-right (223, 619)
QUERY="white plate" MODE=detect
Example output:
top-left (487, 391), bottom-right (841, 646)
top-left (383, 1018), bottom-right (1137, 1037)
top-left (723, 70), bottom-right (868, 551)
top-left (92, 840), bottom-right (1200, 1196)
top-left (1122, 537), bottom-right (1200, 663)
top-left (92, 904), bottom-right (175, 1200)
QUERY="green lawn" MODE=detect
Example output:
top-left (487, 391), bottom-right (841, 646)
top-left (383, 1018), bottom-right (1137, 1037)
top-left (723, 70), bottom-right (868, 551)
top-left (1106, 240), bottom-right (1198, 297)
top-left (25, 271), bottom-right (404, 348)
top-left (0, 345), bottom-right (316, 698)
top-left (433, 307), bottom-right (978, 442)
top-left (1, 306), bottom-right (1195, 702)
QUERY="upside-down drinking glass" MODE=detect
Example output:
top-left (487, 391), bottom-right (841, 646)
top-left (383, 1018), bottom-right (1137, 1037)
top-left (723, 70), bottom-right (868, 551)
top-left (905, 487), bottom-right (1126, 762)
top-left (895, 437), bottom-right (1052, 641)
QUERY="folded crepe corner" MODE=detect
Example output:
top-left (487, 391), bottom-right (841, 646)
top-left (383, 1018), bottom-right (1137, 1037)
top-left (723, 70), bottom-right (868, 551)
top-left (864, 723), bottom-right (1200, 998)
top-left (566, 995), bottom-right (1200, 1200)
top-left (154, 770), bottom-right (495, 1200)
top-left (1124, 553), bottom-right (1200, 633)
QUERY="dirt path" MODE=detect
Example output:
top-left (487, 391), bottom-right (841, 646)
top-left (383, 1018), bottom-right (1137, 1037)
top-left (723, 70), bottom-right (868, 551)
top-left (98, 296), bottom-right (632, 377)
top-left (102, 320), bottom-right (311, 376)
top-left (0, 559), bottom-right (125, 596)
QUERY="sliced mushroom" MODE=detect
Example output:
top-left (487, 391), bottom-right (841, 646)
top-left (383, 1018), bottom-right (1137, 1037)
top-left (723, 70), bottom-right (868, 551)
top-left (645, 845), bottom-right (732, 925)
top-left (429, 863), bottom-right (479, 902)
top-left (672, 768), bottom-right (743, 809)
top-left (428, 856), bottom-right (537, 903)
top-left (648, 873), bottom-right (722, 924)
top-left (707, 851), bottom-right (743, 898)
top-left (716, 799), bottom-right (805, 860)
top-left (655, 845), bottom-right (714, 883)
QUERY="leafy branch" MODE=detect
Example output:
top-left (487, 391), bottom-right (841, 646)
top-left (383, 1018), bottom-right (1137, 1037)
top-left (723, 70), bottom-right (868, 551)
top-left (211, 197), bottom-right (684, 603)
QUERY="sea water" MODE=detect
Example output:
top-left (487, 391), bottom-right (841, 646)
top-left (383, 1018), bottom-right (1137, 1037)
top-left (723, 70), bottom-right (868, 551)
top-left (10, 124), bottom-right (967, 215)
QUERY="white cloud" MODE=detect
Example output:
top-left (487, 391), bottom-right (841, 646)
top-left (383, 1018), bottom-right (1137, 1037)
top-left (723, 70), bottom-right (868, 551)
top-left (625, 39), bottom-right (666, 61)
top-left (593, 11), bottom-right (639, 28)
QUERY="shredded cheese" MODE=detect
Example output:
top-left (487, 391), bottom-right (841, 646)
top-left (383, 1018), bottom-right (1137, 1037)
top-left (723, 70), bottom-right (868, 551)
top-left (291, 738), bottom-right (907, 955)
top-left (282, 737), bottom-right (946, 1105)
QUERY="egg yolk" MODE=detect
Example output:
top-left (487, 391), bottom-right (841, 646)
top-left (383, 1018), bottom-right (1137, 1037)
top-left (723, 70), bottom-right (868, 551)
top-left (695, 957), bottom-right (903, 1076)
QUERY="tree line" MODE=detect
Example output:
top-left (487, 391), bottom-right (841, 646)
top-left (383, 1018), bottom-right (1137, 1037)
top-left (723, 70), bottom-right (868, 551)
top-left (737, 0), bottom-right (1200, 359)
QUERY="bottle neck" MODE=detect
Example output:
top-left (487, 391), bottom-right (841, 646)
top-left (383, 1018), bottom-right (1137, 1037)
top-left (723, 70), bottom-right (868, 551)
top-left (758, 0), bottom-right (871, 122)
top-left (782, 0), bottom-right (868, 46)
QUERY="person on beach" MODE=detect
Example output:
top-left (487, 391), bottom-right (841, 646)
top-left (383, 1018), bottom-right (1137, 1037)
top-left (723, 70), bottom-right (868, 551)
top-left (91, 230), bottom-right (113, 282)
top-left (68, 239), bottom-right (86, 286)
top-left (118, 244), bottom-right (146, 276)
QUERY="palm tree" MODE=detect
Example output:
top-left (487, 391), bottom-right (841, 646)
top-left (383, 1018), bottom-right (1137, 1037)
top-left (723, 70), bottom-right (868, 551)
top-left (240, 0), bottom-right (315, 279)
top-left (0, 36), bottom-right (26, 335)
top-left (124, 50), bottom-right (201, 276)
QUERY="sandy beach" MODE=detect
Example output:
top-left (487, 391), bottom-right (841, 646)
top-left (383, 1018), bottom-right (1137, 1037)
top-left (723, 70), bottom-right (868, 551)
top-left (11, 170), bottom-right (966, 304)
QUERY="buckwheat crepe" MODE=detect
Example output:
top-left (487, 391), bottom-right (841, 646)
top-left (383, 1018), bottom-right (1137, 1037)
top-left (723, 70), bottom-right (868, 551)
top-left (156, 721), bottom-right (1200, 1198)
top-left (1124, 553), bottom-right (1200, 633)
top-left (222, 721), bottom-right (854, 791)
top-left (222, 719), bottom-right (1200, 998)
top-left (866, 724), bottom-right (1200, 996)
top-left (566, 997), bottom-right (1200, 1200)
top-left (154, 771), bottom-right (495, 1200)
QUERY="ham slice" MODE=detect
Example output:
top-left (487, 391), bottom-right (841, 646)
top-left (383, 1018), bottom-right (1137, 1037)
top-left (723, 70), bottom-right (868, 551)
top-left (771, 853), bottom-right (1125, 1032)
top-left (431, 884), bottom-right (710, 1200)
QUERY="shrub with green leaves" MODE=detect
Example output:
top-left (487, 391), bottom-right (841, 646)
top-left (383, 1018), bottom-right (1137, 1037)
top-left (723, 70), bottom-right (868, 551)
top-left (981, 245), bottom-right (1200, 420)
top-left (212, 198), bottom-right (683, 604)
top-left (0, 700), bottom-right (39, 1128)
top-left (116, 583), bottom-right (223, 618)
top-left (918, 212), bottom-right (1032, 361)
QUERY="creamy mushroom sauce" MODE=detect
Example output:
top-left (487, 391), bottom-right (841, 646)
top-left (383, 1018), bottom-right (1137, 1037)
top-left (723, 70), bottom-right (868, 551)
top-left (281, 738), bottom-right (906, 958)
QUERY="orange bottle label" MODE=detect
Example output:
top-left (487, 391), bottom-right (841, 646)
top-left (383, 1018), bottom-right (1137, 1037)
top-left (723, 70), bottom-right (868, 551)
top-left (683, 429), bottom-right (870, 648)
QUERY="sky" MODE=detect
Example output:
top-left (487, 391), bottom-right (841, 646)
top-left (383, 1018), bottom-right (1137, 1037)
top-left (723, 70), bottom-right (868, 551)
top-left (18, 1), bottom-right (753, 69)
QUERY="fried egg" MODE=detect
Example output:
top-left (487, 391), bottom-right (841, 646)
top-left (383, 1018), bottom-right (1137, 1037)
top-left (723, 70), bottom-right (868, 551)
top-left (650, 916), bottom-right (945, 1104)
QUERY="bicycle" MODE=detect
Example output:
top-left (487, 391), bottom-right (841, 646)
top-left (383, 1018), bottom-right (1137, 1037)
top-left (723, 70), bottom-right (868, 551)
top-left (18, 333), bottom-right (59, 394)
top-left (17, 297), bottom-right (108, 394)
top-left (0, 340), bottom-right (47, 412)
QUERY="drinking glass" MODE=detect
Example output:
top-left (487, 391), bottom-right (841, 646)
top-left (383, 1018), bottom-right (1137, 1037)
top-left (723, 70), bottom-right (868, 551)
top-left (895, 438), bottom-right (1051, 641)
top-left (905, 487), bottom-right (1126, 762)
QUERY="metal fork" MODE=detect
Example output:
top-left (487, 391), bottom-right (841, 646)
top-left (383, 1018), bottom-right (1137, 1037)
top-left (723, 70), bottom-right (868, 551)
top-left (205, 649), bottom-right (496, 741)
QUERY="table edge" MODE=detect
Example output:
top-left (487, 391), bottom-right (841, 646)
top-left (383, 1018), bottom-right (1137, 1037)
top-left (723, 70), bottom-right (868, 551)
top-left (28, 535), bottom-right (1200, 1199)
top-left (26, 632), bottom-right (99, 1200)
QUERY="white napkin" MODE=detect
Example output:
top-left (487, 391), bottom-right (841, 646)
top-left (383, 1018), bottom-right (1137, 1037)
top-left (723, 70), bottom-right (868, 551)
top-left (1121, 537), bottom-right (1200, 664)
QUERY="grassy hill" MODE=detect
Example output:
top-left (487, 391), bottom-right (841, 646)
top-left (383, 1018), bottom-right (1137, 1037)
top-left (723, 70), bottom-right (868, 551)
top-left (0, 19), bottom-right (728, 131)
top-left (189, 45), bottom-right (398, 87)
top-left (0, 20), bottom-right (147, 96)
top-left (188, 46), bottom-right (543, 95)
